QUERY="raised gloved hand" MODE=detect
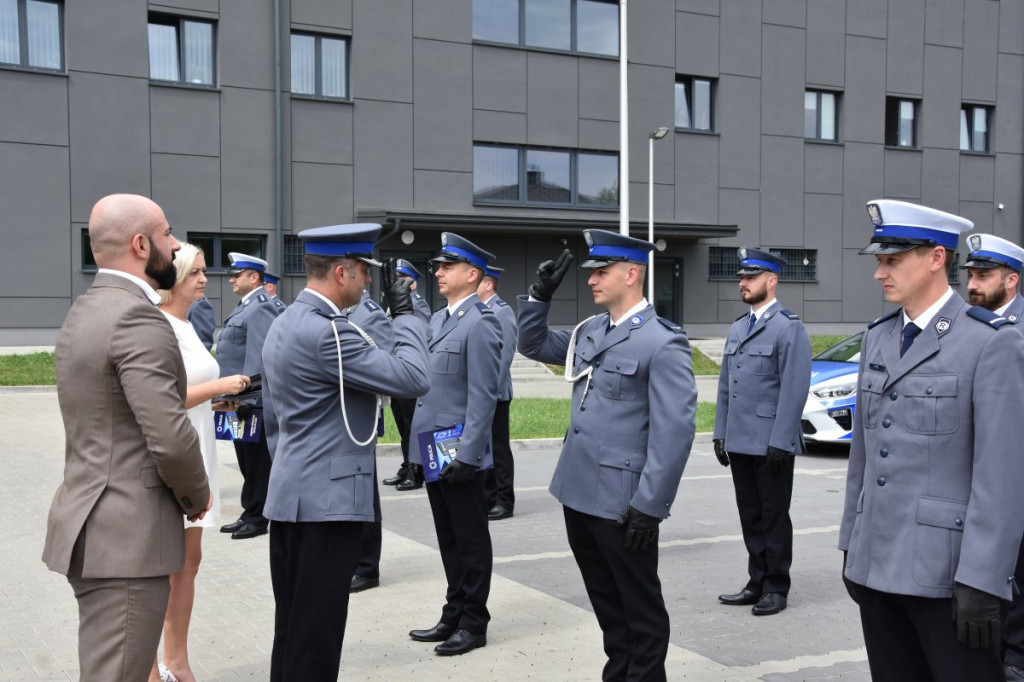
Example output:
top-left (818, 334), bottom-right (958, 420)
top-left (382, 258), bottom-right (415, 318)
top-left (713, 439), bottom-right (730, 467)
top-left (528, 249), bottom-right (574, 302)
top-left (616, 506), bottom-right (661, 552)
top-left (766, 446), bottom-right (792, 475)
top-left (842, 551), bottom-right (862, 604)
top-left (952, 582), bottom-right (1001, 649)
top-left (438, 458), bottom-right (479, 485)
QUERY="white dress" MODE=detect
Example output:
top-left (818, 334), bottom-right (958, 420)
top-left (162, 310), bottom-right (221, 528)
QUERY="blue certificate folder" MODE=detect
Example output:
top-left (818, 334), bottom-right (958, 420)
top-left (214, 410), bottom-right (263, 442)
top-left (417, 424), bottom-right (493, 482)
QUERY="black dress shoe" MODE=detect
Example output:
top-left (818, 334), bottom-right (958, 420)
top-left (231, 523), bottom-right (268, 540)
top-left (409, 622), bottom-right (457, 642)
top-left (434, 629), bottom-right (486, 656)
top-left (718, 587), bottom-right (760, 606)
top-left (350, 575), bottom-right (380, 593)
top-left (220, 519), bottom-right (244, 534)
top-left (488, 505), bottom-right (513, 521)
top-left (751, 592), bottom-right (787, 616)
top-left (396, 465), bottom-right (424, 491)
top-left (383, 464), bottom-right (409, 486)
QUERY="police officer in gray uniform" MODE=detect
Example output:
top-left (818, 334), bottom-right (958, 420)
top-left (187, 296), bottom-right (216, 350)
top-left (263, 271), bottom-right (287, 312)
top-left (839, 200), bottom-right (1024, 681)
top-left (477, 265), bottom-right (518, 521)
top-left (383, 259), bottom-right (432, 491)
top-left (959, 233), bottom-right (1024, 680)
top-left (407, 233), bottom-right (502, 657)
top-left (518, 229), bottom-right (697, 682)
top-left (344, 289), bottom-right (394, 594)
top-left (217, 252), bottom-right (282, 539)
top-left (714, 248), bottom-right (811, 617)
top-left (261, 224), bottom-right (430, 681)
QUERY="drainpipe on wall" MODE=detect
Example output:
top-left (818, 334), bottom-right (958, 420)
top-left (273, 0), bottom-right (284, 278)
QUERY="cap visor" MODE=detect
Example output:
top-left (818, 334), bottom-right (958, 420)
top-left (228, 268), bottom-right (245, 275)
top-left (859, 241), bottom-right (917, 255)
top-left (960, 259), bottom-right (1000, 270)
top-left (736, 267), bottom-right (770, 276)
top-left (580, 258), bottom-right (615, 269)
top-left (357, 256), bottom-right (383, 267)
top-left (430, 254), bottom-right (467, 264)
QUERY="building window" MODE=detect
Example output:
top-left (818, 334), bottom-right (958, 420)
top-left (187, 233), bottom-right (265, 274)
top-left (805, 90), bottom-right (838, 141)
top-left (947, 252), bottom-right (960, 285)
top-left (291, 32), bottom-right (349, 99)
top-left (148, 14), bottom-right (215, 86)
top-left (284, 235), bottom-right (305, 275)
top-left (675, 76), bottom-right (714, 131)
top-left (473, 0), bottom-right (618, 57)
top-left (960, 105), bottom-right (992, 153)
top-left (708, 247), bottom-right (817, 281)
top-left (81, 228), bottom-right (97, 271)
top-left (0, 0), bottom-right (63, 71)
top-left (473, 144), bottom-right (618, 208)
top-left (885, 97), bottom-right (919, 148)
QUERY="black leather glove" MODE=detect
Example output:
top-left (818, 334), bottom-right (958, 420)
top-left (438, 458), bottom-right (478, 485)
top-left (766, 446), bottom-right (793, 475)
top-left (952, 582), bottom-right (1001, 649)
top-left (616, 506), bottom-right (661, 552)
top-left (842, 551), bottom-right (863, 605)
top-left (381, 258), bottom-right (415, 317)
top-left (235, 402), bottom-right (254, 422)
top-left (528, 249), bottom-right (574, 302)
top-left (713, 439), bottom-right (730, 467)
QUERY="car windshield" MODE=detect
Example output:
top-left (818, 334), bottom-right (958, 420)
top-left (814, 332), bottom-right (863, 363)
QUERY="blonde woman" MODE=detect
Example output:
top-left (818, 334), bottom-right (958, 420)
top-left (151, 243), bottom-right (250, 682)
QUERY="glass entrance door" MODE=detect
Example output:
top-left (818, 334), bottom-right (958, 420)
top-left (653, 258), bottom-right (681, 323)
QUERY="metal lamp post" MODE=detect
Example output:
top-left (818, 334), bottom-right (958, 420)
top-left (647, 127), bottom-right (670, 303)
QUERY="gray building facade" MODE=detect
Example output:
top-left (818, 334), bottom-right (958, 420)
top-left (1, 0), bottom-right (1021, 344)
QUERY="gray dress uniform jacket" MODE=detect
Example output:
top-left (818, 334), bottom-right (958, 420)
top-left (517, 298), bottom-right (697, 521)
top-left (344, 291), bottom-right (394, 351)
top-left (839, 292), bottom-right (1024, 600)
top-left (261, 290), bottom-right (430, 522)
top-left (217, 285), bottom-right (281, 380)
top-left (485, 295), bottom-right (517, 402)
top-left (409, 294), bottom-right (502, 469)
top-left (187, 296), bottom-right (216, 351)
top-left (412, 291), bottom-right (432, 324)
top-left (713, 301), bottom-right (812, 456)
top-left (1003, 294), bottom-right (1024, 326)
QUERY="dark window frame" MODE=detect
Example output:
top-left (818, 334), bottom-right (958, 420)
top-left (960, 104), bottom-right (993, 153)
top-left (472, 0), bottom-right (620, 58)
top-left (947, 252), bottom-right (960, 285)
top-left (147, 13), bottom-right (217, 87)
top-left (0, 0), bottom-right (64, 72)
top-left (186, 232), bottom-right (267, 275)
top-left (290, 31), bottom-right (350, 100)
top-left (805, 89), bottom-right (840, 142)
top-left (674, 75), bottom-right (716, 132)
top-left (284, 235), bottom-right (305, 275)
top-left (885, 96), bottom-right (920, 149)
top-left (473, 143), bottom-right (619, 210)
top-left (708, 246), bottom-right (818, 282)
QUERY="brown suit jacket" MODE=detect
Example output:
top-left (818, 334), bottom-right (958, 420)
top-left (42, 272), bottom-right (210, 578)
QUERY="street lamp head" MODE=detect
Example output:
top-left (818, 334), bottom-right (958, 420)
top-left (650, 127), bottom-right (670, 140)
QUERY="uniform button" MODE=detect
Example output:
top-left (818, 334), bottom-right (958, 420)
top-left (625, 460), bottom-right (631, 467)
top-left (417, 400), bottom-right (423, 407)
top-left (733, 377), bottom-right (738, 383)
top-left (732, 393), bottom-right (738, 399)
top-left (880, 448), bottom-right (888, 458)
top-left (877, 477), bottom-right (886, 486)
top-left (579, 405), bottom-right (586, 412)
top-left (616, 363), bottom-right (622, 370)
top-left (882, 417), bottom-right (891, 428)
top-left (594, 361), bottom-right (601, 368)
top-left (736, 363), bottom-right (742, 369)
top-left (926, 386), bottom-right (934, 395)
top-left (889, 391), bottom-right (898, 401)
top-left (356, 465), bottom-right (362, 471)
top-left (955, 517), bottom-right (963, 527)
top-left (574, 427), bottom-right (580, 434)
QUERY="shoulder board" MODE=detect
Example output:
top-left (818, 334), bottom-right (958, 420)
top-left (778, 308), bottom-right (800, 320)
top-left (312, 308), bottom-right (341, 321)
top-left (257, 293), bottom-right (269, 303)
top-left (275, 300), bottom-right (286, 309)
top-left (734, 312), bottom-right (747, 321)
top-left (363, 299), bottom-right (381, 312)
top-left (657, 318), bottom-right (684, 334)
top-left (867, 309), bottom-right (901, 329)
top-left (967, 306), bottom-right (1011, 329)
top-left (476, 302), bottom-right (493, 314)
top-left (495, 299), bottom-right (508, 307)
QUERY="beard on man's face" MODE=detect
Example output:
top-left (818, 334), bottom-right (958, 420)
top-left (146, 237), bottom-right (178, 290)
top-left (968, 286), bottom-right (1009, 311)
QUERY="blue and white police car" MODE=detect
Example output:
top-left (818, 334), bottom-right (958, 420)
top-left (801, 332), bottom-right (862, 445)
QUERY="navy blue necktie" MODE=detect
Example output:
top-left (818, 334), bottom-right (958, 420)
top-left (900, 323), bottom-right (921, 357)
top-left (746, 313), bottom-right (756, 335)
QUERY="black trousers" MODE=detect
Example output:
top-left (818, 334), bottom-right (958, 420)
top-left (425, 471), bottom-right (492, 634)
top-left (729, 452), bottom-right (793, 595)
top-left (485, 399), bottom-right (515, 510)
top-left (270, 520), bottom-right (363, 682)
top-left (1003, 540), bottom-right (1024, 667)
top-left (233, 431), bottom-right (272, 527)
top-left (858, 586), bottom-right (1002, 681)
top-left (390, 397), bottom-right (417, 465)
top-left (355, 464), bottom-right (383, 579)
top-left (563, 506), bottom-right (669, 682)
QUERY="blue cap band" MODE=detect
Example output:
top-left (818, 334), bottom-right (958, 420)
top-left (484, 267), bottom-right (502, 279)
top-left (740, 258), bottom-right (781, 273)
top-left (872, 224), bottom-right (959, 250)
top-left (441, 245), bottom-right (488, 270)
top-left (303, 241), bottom-right (376, 257)
top-left (589, 244), bottom-right (650, 264)
top-left (396, 265), bottom-right (419, 280)
top-left (971, 249), bottom-right (1023, 271)
top-left (263, 274), bottom-right (280, 284)
top-left (232, 259), bottom-right (266, 272)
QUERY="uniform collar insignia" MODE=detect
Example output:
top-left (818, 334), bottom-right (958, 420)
top-left (1011, 315), bottom-right (1018, 322)
top-left (630, 314), bottom-right (643, 326)
top-left (935, 317), bottom-right (950, 333)
top-left (457, 309), bottom-right (466, 319)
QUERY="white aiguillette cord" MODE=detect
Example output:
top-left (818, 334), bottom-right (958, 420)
top-left (565, 315), bottom-right (599, 411)
top-left (330, 317), bottom-right (381, 447)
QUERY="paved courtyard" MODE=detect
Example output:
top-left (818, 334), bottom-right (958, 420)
top-left (0, 391), bottom-right (868, 680)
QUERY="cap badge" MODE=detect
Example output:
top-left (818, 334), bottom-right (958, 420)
top-left (440, 233), bottom-right (448, 247)
top-left (867, 203), bottom-right (883, 226)
top-left (584, 231), bottom-right (594, 247)
top-left (969, 235), bottom-right (982, 252)
top-left (936, 318), bottom-right (950, 333)
top-left (738, 247), bottom-right (747, 260)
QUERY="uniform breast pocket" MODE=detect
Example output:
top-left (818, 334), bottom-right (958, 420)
top-left (746, 344), bottom-right (777, 375)
top-left (858, 369), bottom-right (887, 429)
top-left (219, 321), bottom-right (244, 345)
top-left (431, 340), bottom-right (463, 375)
top-left (326, 456), bottom-right (372, 515)
top-left (596, 353), bottom-right (639, 401)
top-left (903, 374), bottom-right (958, 435)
